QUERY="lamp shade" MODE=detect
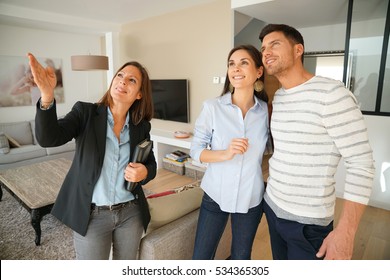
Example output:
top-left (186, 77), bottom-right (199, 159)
top-left (71, 55), bottom-right (109, 71)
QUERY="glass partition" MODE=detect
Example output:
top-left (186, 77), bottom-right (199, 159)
top-left (380, 33), bottom-right (390, 113)
top-left (346, 0), bottom-right (389, 114)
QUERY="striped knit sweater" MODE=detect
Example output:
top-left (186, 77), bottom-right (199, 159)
top-left (264, 76), bottom-right (375, 226)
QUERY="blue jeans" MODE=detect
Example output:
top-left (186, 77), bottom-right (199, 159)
top-left (263, 201), bottom-right (333, 260)
top-left (73, 200), bottom-right (143, 260)
top-left (192, 193), bottom-right (263, 260)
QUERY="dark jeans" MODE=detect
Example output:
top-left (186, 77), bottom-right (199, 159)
top-left (192, 193), bottom-right (263, 260)
top-left (263, 200), bottom-right (333, 260)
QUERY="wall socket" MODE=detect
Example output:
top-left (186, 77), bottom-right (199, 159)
top-left (213, 77), bottom-right (220, 84)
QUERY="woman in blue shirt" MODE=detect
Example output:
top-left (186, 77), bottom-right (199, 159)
top-left (191, 45), bottom-right (269, 259)
top-left (28, 53), bottom-right (156, 260)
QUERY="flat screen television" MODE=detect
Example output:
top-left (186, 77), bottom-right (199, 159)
top-left (151, 79), bottom-right (189, 123)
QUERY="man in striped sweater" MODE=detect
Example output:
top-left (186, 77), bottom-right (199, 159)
top-left (259, 24), bottom-right (375, 260)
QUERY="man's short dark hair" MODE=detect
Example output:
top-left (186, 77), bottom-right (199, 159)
top-left (259, 23), bottom-right (304, 47)
top-left (259, 24), bottom-right (305, 63)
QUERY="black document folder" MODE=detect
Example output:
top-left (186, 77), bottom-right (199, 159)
top-left (125, 139), bottom-right (153, 192)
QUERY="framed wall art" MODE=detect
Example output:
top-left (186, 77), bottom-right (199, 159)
top-left (0, 55), bottom-right (64, 107)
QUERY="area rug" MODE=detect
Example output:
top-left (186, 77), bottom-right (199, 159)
top-left (0, 189), bottom-right (76, 260)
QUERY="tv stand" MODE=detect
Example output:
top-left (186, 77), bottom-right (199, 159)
top-left (150, 128), bottom-right (192, 168)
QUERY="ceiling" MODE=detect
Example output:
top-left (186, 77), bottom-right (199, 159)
top-left (0, 0), bottom-right (217, 33)
top-left (0, 0), bottom-right (217, 24)
top-left (233, 0), bottom-right (349, 28)
top-left (234, 0), bottom-right (387, 28)
top-left (0, 0), bottom-right (386, 34)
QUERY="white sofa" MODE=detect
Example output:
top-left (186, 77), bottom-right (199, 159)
top-left (0, 120), bottom-right (75, 170)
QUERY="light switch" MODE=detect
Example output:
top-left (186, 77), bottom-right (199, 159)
top-left (213, 77), bottom-right (220, 84)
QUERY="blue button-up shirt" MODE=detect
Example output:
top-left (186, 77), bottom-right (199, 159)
top-left (92, 108), bottom-right (135, 205)
top-left (190, 93), bottom-right (269, 213)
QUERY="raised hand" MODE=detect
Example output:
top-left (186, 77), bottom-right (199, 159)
top-left (27, 53), bottom-right (56, 104)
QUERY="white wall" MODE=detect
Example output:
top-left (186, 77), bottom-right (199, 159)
top-left (363, 115), bottom-right (390, 210)
top-left (234, 16), bottom-right (266, 47)
top-left (119, 0), bottom-right (232, 133)
top-left (300, 23), bottom-right (346, 52)
top-left (0, 24), bottom-right (107, 122)
top-left (334, 116), bottom-right (390, 210)
top-left (234, 20), bottom-right (347, 52)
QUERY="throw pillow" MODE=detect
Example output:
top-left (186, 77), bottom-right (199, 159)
top-left (0, 132), bottom-right (10, 154)
top-left (5, 134), bottom-right (21, 148)
top-left (146, 182), bottom-right (203, 234)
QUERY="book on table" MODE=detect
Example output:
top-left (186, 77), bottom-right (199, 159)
top-left (165, 150), bottom-right (190, 162)
top-left (125, 139), bottom-right (153, 192)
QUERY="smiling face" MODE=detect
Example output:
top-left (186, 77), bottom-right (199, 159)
top-left (260, 31), bottom-right (301, 77)
top-left (110, 65), bottom-right (142, 105)
top-left (228, 49), bottom-right (263, 92)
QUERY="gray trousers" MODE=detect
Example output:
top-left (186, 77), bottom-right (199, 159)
top-left (73, 201), bottom-right (143, 260)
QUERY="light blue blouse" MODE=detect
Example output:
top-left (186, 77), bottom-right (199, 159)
top-left (92, 107), bottom-right (135, 206)
top-left (190, 92), bottom-right (269, 213)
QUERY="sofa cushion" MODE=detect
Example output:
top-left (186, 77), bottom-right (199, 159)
top-left (5, 134), bottom-right (21, 148)
top-left (0, 145), bottom-right (47, 164)
top-left (0, 121), bottom-right (33, 145)
top-left (139, 209), bottom-right (199, 260)
top-left (146, 182), bottom-right (203, 234)
top-left (0, 132), bottom-right (10, 154)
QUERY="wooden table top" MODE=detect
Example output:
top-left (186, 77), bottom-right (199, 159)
top-left (0, 158), bottom-right (71, 209)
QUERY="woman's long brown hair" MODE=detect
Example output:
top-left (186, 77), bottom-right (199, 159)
top-left (97, 61), bottom-right (154, 124)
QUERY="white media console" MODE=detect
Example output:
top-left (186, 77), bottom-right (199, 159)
top-left (150, 128), bottom-right (192, 168)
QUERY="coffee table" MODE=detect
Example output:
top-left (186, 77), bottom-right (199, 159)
top-left (0, 158), bottom-right (71, 245)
